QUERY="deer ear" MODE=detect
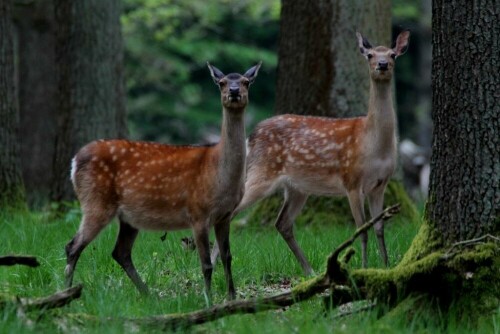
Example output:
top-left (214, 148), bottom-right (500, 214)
top-left (207, 62), bottom-right (225, 84)
top-left (393, 30), bottom-right (410, 57)
top-left (243, 61), bottom-right (262, 84)
top-left (356, 32), bottom-right (372, 58)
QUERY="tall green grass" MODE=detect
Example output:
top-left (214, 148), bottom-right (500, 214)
top-left (0, 208), bottom-right (497, 333)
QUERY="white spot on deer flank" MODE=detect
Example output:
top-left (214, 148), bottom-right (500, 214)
top-left (134, 153), bottom-right (140, 158)
top-left (305, 154), bottom-right (315, 160)
top-left (110, 146), bottom-right (116, 154)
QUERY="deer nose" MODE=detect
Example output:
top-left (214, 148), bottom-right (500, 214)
top-left (229, 86), bottom-right (240, 95)
top-left (378, 61), bottom-right (388, 70)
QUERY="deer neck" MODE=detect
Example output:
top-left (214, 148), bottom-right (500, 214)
top-left (216, 107), bottom-right (246, 194)
top-left (365, 80), bottom-right (396, 156)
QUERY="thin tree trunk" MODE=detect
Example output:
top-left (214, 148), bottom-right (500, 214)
top-left (428, 0), bottom-right (499, 242)
top-left (13, 0), bottom-right (57, 204)
top-left (275, 0), bottom-right (390, 117)
top-left (51, 0), bottom-right (128, 202)
top-left (0, 0), bottom-right (25, 208)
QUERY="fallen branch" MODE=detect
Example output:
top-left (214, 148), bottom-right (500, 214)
top-left (326, 204), bottom-right (401, 280)
top-left (1, 285), bottom-right (83, 312)
top-left (19, 284), bottom-right (83, 312)
top-left (0, 255), bottom-right (40, 267)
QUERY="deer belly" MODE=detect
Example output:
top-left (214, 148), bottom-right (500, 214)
top-left (287, 174), bottom-right (345, 196)
top-left (117, 205), bottom-right (191, 231)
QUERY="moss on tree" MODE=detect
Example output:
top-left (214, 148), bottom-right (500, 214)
top-left (348, 233), bottom-right (499, 326)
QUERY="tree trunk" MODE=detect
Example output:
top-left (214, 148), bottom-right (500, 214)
top-left (51, 0), bottom-right (128, 202)
top-left (275, 0), bottom-right (390, 117)
top-left (427, 0), bottom-right (499, 242)
top-left (13, 0), bottom-right (57, 205)
top-left (0, 0), bottom-right (25, 208)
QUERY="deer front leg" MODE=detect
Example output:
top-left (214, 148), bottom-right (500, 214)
top-left (214, 219), bottom-right (236, 300)
top-left (347, 190), bottom-right (368, 268)
top-left (275, 187), bottom-right (312, 275)
top-left (192, 222), bottom-right (213, 306)
top-left (368, 188), bottom-right (389, 267)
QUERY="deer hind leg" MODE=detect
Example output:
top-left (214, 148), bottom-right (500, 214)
top-left (368, 187), bottom-right (389, 267)
top-left (112, 220), bottom-right (148, 294)
top-left (275, 187), bottom-right (311, 275)
top-left (347, 190), bottom-right (368, 268)
top-left (65, 208), bottom-right (114, 288)
top-left (192, 221), bottom-right (213, 305)
top-left (214, 217), bottom-right (235, 300)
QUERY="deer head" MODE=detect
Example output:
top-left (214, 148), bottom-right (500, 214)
top-left (357, 30), bottom-right (410, 82)
top-left (207, 62), bottom-right (262, 110)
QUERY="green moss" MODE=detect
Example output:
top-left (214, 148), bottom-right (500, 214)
top-left (397, 221), bottom-right (443, 266)
top-left (245, 180), bottom-right (418, 227)
top-left (291, 275), bottom-right (327, 295)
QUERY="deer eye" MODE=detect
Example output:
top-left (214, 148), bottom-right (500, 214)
top-left (367, 53), bottom-right (373, 60)
top-left (390, 53), bottom-right (396, 59)
top-left (242, 80), bottom-right (250, 87)
top-left (218, 81), bottom-right (226, 88)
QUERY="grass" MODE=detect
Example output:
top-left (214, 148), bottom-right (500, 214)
top-left (0, 207), bottom-right (497, 333)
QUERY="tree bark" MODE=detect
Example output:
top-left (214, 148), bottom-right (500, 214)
top-left (13, 0), bottom-right (58, 204)
top-left (51, 0), bottom-right (128, 202)
top-left (0, 0), bottom-right (25, 208)
top-left (427, 0), bottom-right (499, 242)
top-left (275, 0), bottom-right (390, 117)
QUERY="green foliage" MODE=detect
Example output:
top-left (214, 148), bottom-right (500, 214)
top-left (122, 0), bottom-right (279, 143)
top-left (392, 0), bottom-right (421, 20)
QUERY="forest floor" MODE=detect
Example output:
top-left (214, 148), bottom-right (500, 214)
top-left (1, 205), bottom-right (498, 333)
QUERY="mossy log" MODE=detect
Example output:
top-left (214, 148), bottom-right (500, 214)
top-left (245, 180), bottom-right (417, 227)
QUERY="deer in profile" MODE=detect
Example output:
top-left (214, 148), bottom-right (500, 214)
top-left (65, 62), bottom-right (261, 300)
top-left (214, 31), bottom-right (409, 273)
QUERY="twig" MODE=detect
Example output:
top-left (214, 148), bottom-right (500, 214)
top-left (442, 234), bottom-right (499, 260)
top-left (451, 234), bottom-right (499, 247)
top-left (0, 255), bottom-right (40, 267)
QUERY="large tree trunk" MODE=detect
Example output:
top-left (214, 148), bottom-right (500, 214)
top-left (275, 0), bottom-right (390, 117)
top-left (50, 0), bottom-right (128, 202)
top-left (0, 0), bottom-right (25, 208)
top-left (427, 0), bottom-right (499, 241)
top-left (13, 0), bottom-right (57, 205)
